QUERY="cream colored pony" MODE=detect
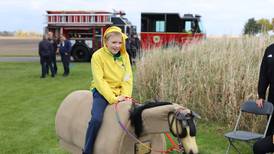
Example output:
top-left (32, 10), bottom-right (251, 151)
top-left (55, 90), bottom-right (199, 154)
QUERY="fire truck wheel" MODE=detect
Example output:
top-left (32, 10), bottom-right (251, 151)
top-left (71, 45), bottom-right (91, 62)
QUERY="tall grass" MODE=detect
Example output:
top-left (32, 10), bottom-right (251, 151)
top-left (134, 36), bottom-right (274, 128)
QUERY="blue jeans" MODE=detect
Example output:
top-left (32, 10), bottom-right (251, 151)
top-left (83, 89), bottom-right (109, 154)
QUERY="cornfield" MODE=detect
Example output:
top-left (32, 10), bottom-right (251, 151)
top-left (134, 36), bottom-right (274, 129)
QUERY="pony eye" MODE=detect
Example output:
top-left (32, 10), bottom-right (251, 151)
top-left (182, 120), bottom-right (188, 126)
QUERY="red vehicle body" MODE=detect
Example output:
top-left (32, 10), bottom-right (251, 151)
top-left (45, 10), bottom-right (137, 61)
top-left (141, 13), bottom-right (206, 49)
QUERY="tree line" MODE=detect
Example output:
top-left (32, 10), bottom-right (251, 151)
top-left (243, 18), bottom-right (274, 35)
top-left (0, 31), bottom-right (15, 36)
top-left (0, 30), bottom-right (41, 37)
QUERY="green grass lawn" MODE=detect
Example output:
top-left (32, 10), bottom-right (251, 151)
top-left (0, 62), bottom-right (250, 154)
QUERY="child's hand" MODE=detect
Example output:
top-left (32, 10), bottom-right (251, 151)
top-left (117, 96), bottom-right (126, 102)
top-left (117, 96), bottom-right (132, 103)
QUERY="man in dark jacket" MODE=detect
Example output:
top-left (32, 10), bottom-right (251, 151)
top-left (130, 35), bottom-right (141, 61)
top-left (39, 35), bottom-right (55, 78)
top-left (48, 31), bottom-right (59, 75)
top-left (256, 43), bottom-right (274, 136)
top-left (59, 35), bottom-right (71, 76)
top-left (126, 38), bottom-right (133, 65)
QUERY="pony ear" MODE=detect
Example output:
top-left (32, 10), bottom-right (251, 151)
top-left (191, 111), bottom-right (201, 119)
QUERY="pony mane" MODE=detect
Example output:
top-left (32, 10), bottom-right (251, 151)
top-left (129, 101), bottom-right (172, 137)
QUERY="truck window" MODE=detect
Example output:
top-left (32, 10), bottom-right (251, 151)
top-left (126, 26), bottom-right (130, 36)
top-left (156, 21), bottom-right (165, 32)
top-left (95, 28), bottom-right (101, 36)
top-left (184, 21), bottom-right (192, 33)
top-left (198, 20), bottom-right (205, 33)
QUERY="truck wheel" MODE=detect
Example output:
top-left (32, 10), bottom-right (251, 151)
top-left (71, 45), bottom-right (91, 62)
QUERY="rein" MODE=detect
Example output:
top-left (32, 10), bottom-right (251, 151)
top-left (114, 98), bottom-right (183, 153)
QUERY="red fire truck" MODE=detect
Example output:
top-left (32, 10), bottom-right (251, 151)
top-left (45, 10), bottom-right (137, 61)
top-left (141, 12), bottom-right (206, 49)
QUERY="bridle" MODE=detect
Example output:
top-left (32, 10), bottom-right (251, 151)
top-left (168, 110), bottom-right (197, 138)
top-left (168, 109), bottom-right (199, 152)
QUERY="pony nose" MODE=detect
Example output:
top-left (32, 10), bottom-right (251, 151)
top-left (189, 150), bottom-right (194, 154)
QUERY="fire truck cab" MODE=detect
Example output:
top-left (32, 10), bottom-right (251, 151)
top-left (45, 10), bottom-right (137, 61)
top-left (141, 12), bottom-right (206, 49)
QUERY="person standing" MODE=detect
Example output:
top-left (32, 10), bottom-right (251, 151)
top-left (38, 34), bottom-right (55, 78)
top-left (133, 34), bottom-right (141, 59)
top-left (48, 31), bottom-right (59, 75)
top-left (129, 34), bottom-right (141, 63)
top-left (83, 26), bottom-right (133, 154)
top-left (126, 38), bottom-right (133, 65)
top-left (59, 35), bottom-right (71, 77)
top-left (256, 43), bottom-right (274, 136)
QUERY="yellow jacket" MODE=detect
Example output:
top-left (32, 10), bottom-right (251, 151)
top-left (90, 26), bottom-right (133, 104)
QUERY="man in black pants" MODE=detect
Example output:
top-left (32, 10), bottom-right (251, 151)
top-left (256, 43), bottom-right (274, 136)
top-left (59, 35), bottom-right (71, 77)
top-left (39, 35), bottom-right (55, 78)
top-left (48, 31), bottom-right (58, 75)
top-left (253, 135), bottom-right (274, 154)
top-left (254, 43), bottom-right (274, 154)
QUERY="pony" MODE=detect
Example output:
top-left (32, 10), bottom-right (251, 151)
top-left (55, 90), bottom-right (199, 154)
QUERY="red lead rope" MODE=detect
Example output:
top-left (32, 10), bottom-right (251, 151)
top-left (114, 97), bottom-right (181, 153)
top-left (165, 133), bottom-right (180, 152)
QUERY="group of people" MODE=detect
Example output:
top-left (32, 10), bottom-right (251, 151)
top-left (38, 32), bottom-right (71, 78)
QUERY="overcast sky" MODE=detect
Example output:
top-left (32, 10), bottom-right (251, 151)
top-left (0, 0), bottom-right (273, 36)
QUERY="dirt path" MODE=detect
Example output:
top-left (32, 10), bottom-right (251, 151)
top-left (0, 37), bottom-right (40, 56)
top-left (0, 57), bottom-right (40, 62)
